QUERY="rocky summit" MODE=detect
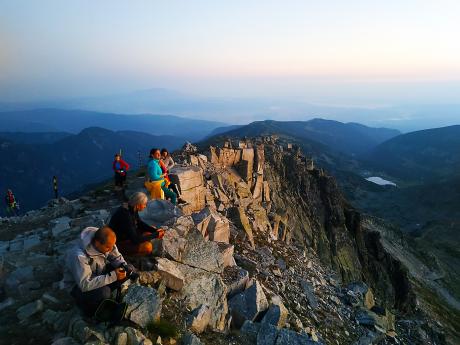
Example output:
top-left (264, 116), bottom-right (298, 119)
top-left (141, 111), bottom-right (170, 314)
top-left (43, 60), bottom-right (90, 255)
top-left (0, 137), bottom-right (451, 345)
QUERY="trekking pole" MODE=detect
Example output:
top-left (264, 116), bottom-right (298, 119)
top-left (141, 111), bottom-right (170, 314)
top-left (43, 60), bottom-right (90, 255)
top-left (53, 176), bottom-right (58, 199)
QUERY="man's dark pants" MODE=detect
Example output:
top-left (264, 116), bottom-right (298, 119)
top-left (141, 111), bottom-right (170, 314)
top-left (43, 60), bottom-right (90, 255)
top-left (71, 280), bottom-right (122, 316)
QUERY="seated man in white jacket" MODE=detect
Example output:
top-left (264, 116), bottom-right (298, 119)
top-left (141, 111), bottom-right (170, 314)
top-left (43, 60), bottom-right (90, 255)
top-left (63, 226), bottom-right (129, 316)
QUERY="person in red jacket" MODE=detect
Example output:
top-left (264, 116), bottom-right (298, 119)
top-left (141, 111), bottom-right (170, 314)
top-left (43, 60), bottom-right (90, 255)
top-left (113, 154), bottom-right (130, 188)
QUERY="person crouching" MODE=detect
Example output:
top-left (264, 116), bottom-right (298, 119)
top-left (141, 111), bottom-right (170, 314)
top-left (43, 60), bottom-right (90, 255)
top-left (109, 192), bottom-right (165, 256)
top-left (63, 226), bottom-right (129, 317)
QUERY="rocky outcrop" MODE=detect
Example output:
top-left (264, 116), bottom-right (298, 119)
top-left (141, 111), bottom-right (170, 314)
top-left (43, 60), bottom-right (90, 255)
top-left (0, 136), bottom-right (447, 345)
top-left (169, 166), bottom-right (206, 214)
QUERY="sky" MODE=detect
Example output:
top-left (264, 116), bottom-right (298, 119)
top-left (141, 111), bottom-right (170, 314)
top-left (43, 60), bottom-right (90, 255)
top-left (1, 0), bottom-right (460, 108)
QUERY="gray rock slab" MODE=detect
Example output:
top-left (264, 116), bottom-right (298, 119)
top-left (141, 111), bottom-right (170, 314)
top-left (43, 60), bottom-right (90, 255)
top-left (123, 285), bottom-right (162, 328)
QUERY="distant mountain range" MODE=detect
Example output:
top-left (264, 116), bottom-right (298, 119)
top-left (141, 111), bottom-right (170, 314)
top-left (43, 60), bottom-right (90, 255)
top-left (2, 88), bottom-right (460, 131)
top-left (364, 125), bottom-right (460, 184)
top-left (0, 132), bottom-right (72, 145)
top-left (0, 127), bottom-right (185, 212)
top-left (0, 108), bottom-right (225, 142)
top-left (211, 118), bottom-right (400, 156)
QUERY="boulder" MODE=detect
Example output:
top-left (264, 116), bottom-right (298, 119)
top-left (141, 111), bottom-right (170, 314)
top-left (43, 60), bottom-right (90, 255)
top-left (187, 304), bottom-right (212, 334)
top-left (228, 279), bottom-right (269, 328)
top-left (156, 258), bottom-right (185, 291)
top-left (6, 266), bottom-right (34, 290)
top-left (364, 289), bottom-right (375, 310)
top-left (68, 315), bottom-right (105, 343)
top-left (192, 208), bottom-right (230, 243)
top-left (172, 216), bottom-right (195, 237)
top-left (23, 235), bottom-right (41, 251)
top-left (124, 285), bottom-right (162, 328)
top-left (252, 175), bottom-right (264, 200)
top-left (225, 267), bottom-right (250, 298)
top-left (300, 280), bottom-right (318, 309)
top-left (138, 271), bottom-right (161, 286)
top-left (169, 166), bottom-right (206, 214)
top-left (261, 296), bottom-right (289, 328)
top-left (181, 332), bottom-right (203, 345)
top-left (169, 166), bottom-right (203, 192)
top-left (177, 262), bottom-right (228, 331)
top-left (217, 242), bottom-right (236, 268)
top-left (114, 332), bottom-right (128, 345)
top-left (229, 207), bottom-right (255, 248)
top-left (140, 200), bottom-right (182, 225)
top-left (16, 299), bottom-right (43, 320)
top-left (50, 217), bottom-right (71, 237)
top-left (262, 181), bottom-right (271, 202)
top-left (181, 230), bottom-right (226, 273)
top-left (180, 186), bottom-right (207, 215)
top-left (240, 320), bottom-right (261, 343)
top-left (257, 322), bottom-right (278, 345)
top-left (356, 308), bottom-right (395, 333)
top-left (217, 147), bottom-right (241, 167)
top-left (255, 144), bottom-right (265, 174)
top-left (160, 229), bottom-right (187, 262)
top-left (125, 327), bottom-right (153, 345)
top-left (236, 159), bottom-right (253, 182)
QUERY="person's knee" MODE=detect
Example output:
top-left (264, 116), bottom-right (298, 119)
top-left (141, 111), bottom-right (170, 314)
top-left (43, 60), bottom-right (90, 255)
top-left (139, 241), bottom-right (153, 255)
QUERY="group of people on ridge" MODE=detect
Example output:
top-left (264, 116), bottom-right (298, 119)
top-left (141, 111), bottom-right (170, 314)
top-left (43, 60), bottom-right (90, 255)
top-left (62, 147), bottom-right (183, 319)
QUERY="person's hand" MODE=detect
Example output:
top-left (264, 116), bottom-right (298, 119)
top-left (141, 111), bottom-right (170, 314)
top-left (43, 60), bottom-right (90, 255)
top-left (115, 267), bottom-right (127, 281)
top-left (157, 228), bottom-right (165, 239)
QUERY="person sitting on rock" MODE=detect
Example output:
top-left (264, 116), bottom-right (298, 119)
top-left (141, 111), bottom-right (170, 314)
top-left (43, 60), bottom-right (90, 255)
top-left (147, 148), bottom-right (177, 205)
top-left (161, 148), bottom-right (175, 171)
top-left (108, 192), bottom-right (165, 256)
top-left (160, 148), bottom-right (186, 204)
top-left (63, 226), bottom-right (129, 317)
top-left (112, 153), bottom-right (130, 188)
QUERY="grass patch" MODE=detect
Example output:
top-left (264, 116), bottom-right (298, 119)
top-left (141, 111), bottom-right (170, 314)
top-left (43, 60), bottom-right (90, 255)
top-left (147, 319), bottom-right (179, 339)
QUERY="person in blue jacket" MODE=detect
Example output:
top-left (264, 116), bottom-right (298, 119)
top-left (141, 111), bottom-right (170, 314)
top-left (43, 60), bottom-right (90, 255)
top-left (147, 148), bottom-right (177, 204)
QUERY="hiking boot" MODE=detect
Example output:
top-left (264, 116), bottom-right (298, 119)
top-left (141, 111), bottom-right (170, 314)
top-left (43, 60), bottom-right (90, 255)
top-left (178, 198), bottom-right (188, 205)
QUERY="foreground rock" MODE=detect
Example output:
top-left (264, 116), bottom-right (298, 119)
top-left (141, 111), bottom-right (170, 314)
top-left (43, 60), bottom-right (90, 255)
top-left (123, 285), bottom-right (162, 328)
top-left (228, 279), bottom-right (269, 328)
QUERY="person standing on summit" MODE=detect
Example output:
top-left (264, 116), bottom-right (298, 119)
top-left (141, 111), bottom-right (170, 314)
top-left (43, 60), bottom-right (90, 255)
top-left (5, 189), bottom-right (19, 216)
top-left (113, 153), bottom-right (130, 189)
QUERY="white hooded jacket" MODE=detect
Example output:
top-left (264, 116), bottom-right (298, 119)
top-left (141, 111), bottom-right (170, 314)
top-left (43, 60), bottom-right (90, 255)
top-left (62, 227), bottom-right (126, 292)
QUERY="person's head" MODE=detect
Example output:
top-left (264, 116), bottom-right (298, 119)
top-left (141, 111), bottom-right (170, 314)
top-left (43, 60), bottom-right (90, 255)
top-left (161, 148), bottom-right (169, 159)
top-left (114, 154), bottom-right (121, 161)
top-left (128, 192), bottom-right (148, 212)
top-left (92, 226), bottom-right (117, 254)
top-left (149, 148), bottom-right (161, 160)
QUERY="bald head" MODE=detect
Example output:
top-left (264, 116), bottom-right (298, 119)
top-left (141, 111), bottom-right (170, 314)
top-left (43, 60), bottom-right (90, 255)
top-left (92, 226), bottom-right (116, 254)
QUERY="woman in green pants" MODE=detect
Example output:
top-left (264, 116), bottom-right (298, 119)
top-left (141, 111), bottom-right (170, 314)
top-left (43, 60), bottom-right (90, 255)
top-left (147, 148), bottom-right (177, 205)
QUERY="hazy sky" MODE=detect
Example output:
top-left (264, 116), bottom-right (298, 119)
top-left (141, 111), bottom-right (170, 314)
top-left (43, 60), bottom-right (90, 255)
top-left (1, 0), bottom-right (460, 106)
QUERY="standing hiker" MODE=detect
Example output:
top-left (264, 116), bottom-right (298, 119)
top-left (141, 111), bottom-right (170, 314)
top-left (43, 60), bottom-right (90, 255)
top-left (5, 189), bottom-right (19, 216)
top-left (112, 154), bottom-right (130, 188)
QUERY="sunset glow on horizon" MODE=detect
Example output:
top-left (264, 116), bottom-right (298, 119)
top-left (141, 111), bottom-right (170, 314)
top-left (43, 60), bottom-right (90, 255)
top-left (1, 0), bottom-right (459, 103)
